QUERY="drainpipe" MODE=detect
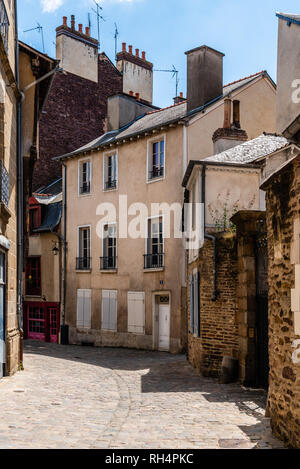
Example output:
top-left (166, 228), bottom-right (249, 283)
top-left (60, 163), bottom-right (68, 344)
top-left (201, 165), bottom-right (218, 302)
top-left (15, 0), bottom-right (24, 369)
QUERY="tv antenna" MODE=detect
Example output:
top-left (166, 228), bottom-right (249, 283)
top-left (153, 65), bottom-right (179, 97)
top-left (114, 23), bottom-right (119, 60)
top-left (92, 0), bottom-right (106, 50)
top-left (24, 22), bottom-right (45, 53)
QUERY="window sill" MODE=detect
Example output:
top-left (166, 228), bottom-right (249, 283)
top-left (75, 270), bottom-right (92, 274)
top-left (103, 187), bottom-right (118, 193)
top-left (78, 193), bottom-right (92, 198)
top-left (100, 270), bottom-right (118, 274)
top-left (147, 177), bottom-right (165, 185)
top-left (144, 268), bottom-right (165, 273)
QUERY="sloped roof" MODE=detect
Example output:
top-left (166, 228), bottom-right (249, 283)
top-left (55, 71), bottom-right (272, 162)
top-left (34, 178), bottom-right (63, 205)
top-left (261, 152), bottom-right (300, 190)
top-left (34, 202), bottom-right (62, 233)
top-left (202, 134), bottom-right (290, 165)
top-left (276, 12), bottom-right (300, 26)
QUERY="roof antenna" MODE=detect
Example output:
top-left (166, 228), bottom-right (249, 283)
top-left (92, 0), bottom-right (106, 51)
top-left (153, 65), bottom-right (179, 97)
top-left (114, 23), bottom-right (119, 61)
top-left (24, 22), bottom-right (45, 53)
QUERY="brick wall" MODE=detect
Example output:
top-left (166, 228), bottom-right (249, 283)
top-left (35, 53), bottom-right (123, 190)
top-left (265, 158), bottom-right (300, 448)
top-left (187, 235), bottom-right (239, 377)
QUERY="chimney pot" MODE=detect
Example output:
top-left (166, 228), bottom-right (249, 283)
top-left (142, 51), bottom-right (146, 60)
top-left (78, 24), bottom-right (83, 33)
top-left (135, 49), bottom-right (139, 57)
top-left (63, 16), bottom-right (67, 26)
top-left (223, 98), bottom-right (232, 129)
top-left (233, 100), bottom-right (241, 128)
top-left (85, 26), bottom-right (90, 36)
top-left (180, 92), bottom-right (183, 98)
top-left (129, 91), bottom-right (134, 96)
top-left (71, 15), bottom-right (75, 30)
top-left (135, 92), bottom-right (140, 101)
top-left (122, 42), bottom-right (126, 52)
top-left (128, 45), bottom-right (133, 54)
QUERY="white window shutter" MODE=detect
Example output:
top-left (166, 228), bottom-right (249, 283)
top-left (128, 292), bottom-right (145, 334)
top-left (83, 290), bottom-right (91, 329)
top-left (77, 290), bottom-right (85, 328)
top-left (102, 290), bottom-right (111, 330)
top-left (109, 291), bottom-right (117, 331)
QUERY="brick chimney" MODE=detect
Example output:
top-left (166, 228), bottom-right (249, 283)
top-left (212, 98), bottom-right (248, 153)
top-left (116, 44), bottom-right (154, 105)
top-left (174, 92), bottom-right (186, 105)
top-left (56, 15), bottom-right (99, 83)
top-left (185, 45), bottom-right (224, 112)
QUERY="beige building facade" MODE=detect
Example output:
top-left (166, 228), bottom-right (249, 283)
top-left (57, 45), bottom-right (276, 353)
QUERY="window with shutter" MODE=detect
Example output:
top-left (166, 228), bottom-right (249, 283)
top-left (128, 292), bottom-right (145, 334)
top-left (77, 289), bottom-right (91, 329)
top-left (102, 290), bottom-right (117, 331)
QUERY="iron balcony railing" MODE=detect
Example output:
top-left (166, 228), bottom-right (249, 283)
top-left (149, 167), bottom-right (164, 180)
top-left (76, 257), bottom-right (91, 270)
top-left (80, 182), bottom-right (91, 195)
top-left (144, 253), bottom-right (165, 270)
top-left (0, 0), bottom-right (9, 54)
top-left (100, 256), bottom-right (117, 271)
top-left (104, 179), bottom-right (117, 190)
top-left (0, 160), bottom-right (9, 206)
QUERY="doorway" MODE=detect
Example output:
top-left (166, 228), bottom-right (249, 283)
top-left (154, 294), bottom-right (170, 351)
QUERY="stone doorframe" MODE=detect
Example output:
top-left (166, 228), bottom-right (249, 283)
top-left (231, 210), bottom-right (267, 387)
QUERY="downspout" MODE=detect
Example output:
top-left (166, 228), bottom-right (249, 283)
top-left (15, 0), bottom-right (24, 368)
top-left (202, 165), bottom-right (218, 302)
top-left (61, 163), bottom-right (68, 344)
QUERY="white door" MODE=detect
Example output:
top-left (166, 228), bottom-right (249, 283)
top-left (159, 304), bottom-right (170, 351)
top-left (128, 292), bottom-right (145, 334)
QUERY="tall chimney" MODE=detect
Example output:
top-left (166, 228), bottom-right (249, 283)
top-left (122, 42), bottom-right (126, 52)
top-left (128, 45), bottom-right (133, 54)
top-left (63, 16), bottom-right (67, 26)
top-left (185, 45), bottom-right (224, 112)
top-left (71, 15), bottom-right (75, 30)
top-left (223, 98), bottom-right (231, 129)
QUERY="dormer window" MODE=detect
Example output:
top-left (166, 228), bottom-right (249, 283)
top-left (79, 160), bottom-right (91, 195)
top-left (147, 137), bottom-right (165, 182)
top-left (103, 153), bottom-right (118, 191)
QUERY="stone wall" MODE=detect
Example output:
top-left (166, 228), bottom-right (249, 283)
top-left (265, 158), bottom-right (300, 448)
top-left (187, 234), bottom-right (239, 377)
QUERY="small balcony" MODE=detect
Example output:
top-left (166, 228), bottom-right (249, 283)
top-left (100, 256), bottom-right (117, 271)
top-left (79, 182), bottom-right (91, 195)
top-left (104, 179), bottom-right (117, 191)
top-left (149, 167), bottom-right (164, 181)
top-left (76, 257), bottom-right (91, 271)
top-left (144, 253), bottom-right (165, 270)
top-left (0, 1), bottom-right (9, 54)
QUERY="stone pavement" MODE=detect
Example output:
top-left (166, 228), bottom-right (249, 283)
top-left (0, 341), bottom-right (285, 449)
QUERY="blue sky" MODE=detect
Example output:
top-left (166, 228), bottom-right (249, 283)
top-left (18, 0), bottom-right (300, 108)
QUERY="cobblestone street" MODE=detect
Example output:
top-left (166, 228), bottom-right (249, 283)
top-left (0, 341), bottom-right (284, 449)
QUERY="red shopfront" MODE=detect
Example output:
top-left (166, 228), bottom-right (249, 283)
top-left (24, 302), bottom-right (60, 344)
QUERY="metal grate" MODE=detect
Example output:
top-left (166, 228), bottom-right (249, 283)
top-left (0, 160), bottom-right (9, 206)
top-left (100, 256), bottom-right (117, 270)
top-left (0, 1), bottom-right (9, 54)
top-left (144, 253), bottom-right (165, 269)
top-left (76, 257), bottom-right (91, 270)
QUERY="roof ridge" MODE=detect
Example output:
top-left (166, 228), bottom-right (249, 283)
top-left (223, 71), bottom-right (266, 88)
top-left (146, 101), bottom-right (186, 116)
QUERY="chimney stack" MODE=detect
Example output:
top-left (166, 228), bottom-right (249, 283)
top-left (85, 26), bottom-right (90, 36)
top-left (71, 15), bottom-right (75, 30)
top-left (78, 24), bottom-right (83, 33)
top-left (63, 16), bottom-right (67, 26)
top-left (185, 45), bottom-right (224, 112)
top-left (135, 92), bottom-right (140, 101)
top-left (128, 45), bottom-right (133, 54)
top-left (142, 51), bottom-right (146, 60)
top-left (135, 49), bottom-right (140, 57)
top-left (122, 42), bottom-right (126, 52)
top-left (173, 92), bottom-right (186, 105)
top-left (212, 97), bottom-right (248, 153)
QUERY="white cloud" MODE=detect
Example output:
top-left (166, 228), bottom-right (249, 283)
top-left (41, 0), bottom-right (64, 13)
